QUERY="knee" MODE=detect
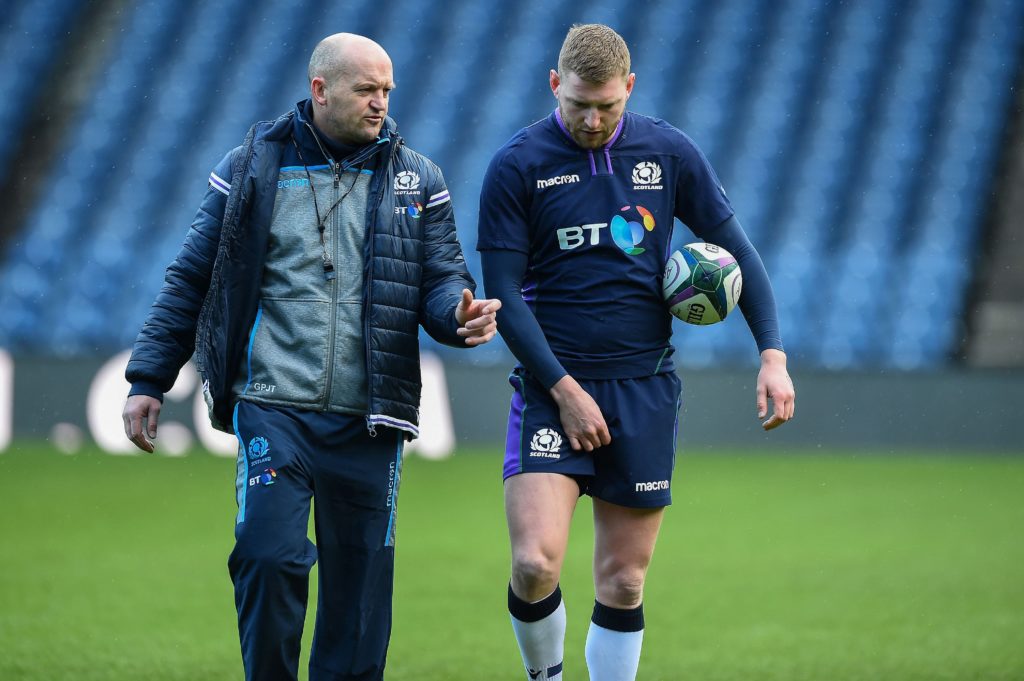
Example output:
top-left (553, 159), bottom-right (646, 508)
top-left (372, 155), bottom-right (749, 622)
top-left (511, 551), bottom-right (561, 599)
top-left (596, 566), bottom-right (647, 608)
top-left (229, 525), bottom-right (313, 580)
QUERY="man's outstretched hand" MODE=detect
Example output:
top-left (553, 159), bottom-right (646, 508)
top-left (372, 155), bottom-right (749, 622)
top-left (455, 289), bottom-right (502, 346)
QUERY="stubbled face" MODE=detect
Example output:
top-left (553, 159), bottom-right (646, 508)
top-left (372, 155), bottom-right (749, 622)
top-left (551, 69), bottom-right (634, 149)
top-left (313, 51), bottom-right (394, 145)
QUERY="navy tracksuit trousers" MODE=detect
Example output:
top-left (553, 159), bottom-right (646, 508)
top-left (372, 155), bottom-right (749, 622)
top-left (229, 401), bottom-right (404, 681)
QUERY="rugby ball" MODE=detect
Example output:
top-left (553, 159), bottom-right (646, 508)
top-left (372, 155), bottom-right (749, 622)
top-left (663, 242), bottom-right (742, 325)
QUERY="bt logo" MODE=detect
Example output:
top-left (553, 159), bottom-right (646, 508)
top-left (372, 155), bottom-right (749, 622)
top-left (555, 205), bottom-right (656, 256)
top-left (556, 222), bottom-right (606, 250)
top-left (248, 468), bottom-right (277, 487)
top-left (394, 202), bottom-right (423, 218)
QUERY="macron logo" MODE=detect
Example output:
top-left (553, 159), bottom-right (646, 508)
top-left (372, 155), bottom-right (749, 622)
top-left (537, 174), bottom-right (580, 190)
top-left (635, 480), bottom-right (670, 492)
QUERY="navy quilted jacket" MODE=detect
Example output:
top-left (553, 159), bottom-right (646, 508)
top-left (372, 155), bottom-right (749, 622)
top-left (126, 104), bottom-right (475, 437)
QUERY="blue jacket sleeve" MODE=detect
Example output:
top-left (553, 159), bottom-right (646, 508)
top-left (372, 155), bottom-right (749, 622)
top-left (701, 215), bottom-right (784, 353)
top-left (125, 151), bottom-right (235, 398)
top-left (417, 164), bottom-right (477, 347)
top-left (481, 249), bottom-right (567, 390)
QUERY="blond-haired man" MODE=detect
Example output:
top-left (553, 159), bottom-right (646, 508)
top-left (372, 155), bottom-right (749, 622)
top-left (478, 24), bottom-right (794, 680)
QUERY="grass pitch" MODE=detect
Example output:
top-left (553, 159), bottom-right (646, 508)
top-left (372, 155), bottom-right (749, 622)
top-left (1, 444), bottom-right (1022, 680)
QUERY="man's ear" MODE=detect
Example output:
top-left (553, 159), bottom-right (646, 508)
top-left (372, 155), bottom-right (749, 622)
top-left (311, 76), bottom-right (328, 106)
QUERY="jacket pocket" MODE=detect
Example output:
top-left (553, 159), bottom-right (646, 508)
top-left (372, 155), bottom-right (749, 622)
top-left (245, 298), bottom-right (330, 404)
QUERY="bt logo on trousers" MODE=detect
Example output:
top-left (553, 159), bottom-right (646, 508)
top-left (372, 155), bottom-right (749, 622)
top-left (555, 205), bottom-right (656, 256)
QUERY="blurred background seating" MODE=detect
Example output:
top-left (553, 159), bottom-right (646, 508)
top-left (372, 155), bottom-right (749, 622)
top-left (0, 0), bottom-right (1021, 370)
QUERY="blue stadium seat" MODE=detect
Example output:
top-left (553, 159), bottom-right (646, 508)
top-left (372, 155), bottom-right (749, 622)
top-left (0, 0), bottom-right (86, 167)
top-left (0, 0), bottom-right (1021, 371)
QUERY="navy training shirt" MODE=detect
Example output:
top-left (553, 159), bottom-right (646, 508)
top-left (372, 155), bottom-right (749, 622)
top-left (477, 109), bottom-right (735, 381)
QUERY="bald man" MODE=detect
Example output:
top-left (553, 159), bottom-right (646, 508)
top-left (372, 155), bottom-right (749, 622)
top-left (123, 34), bottom-right (500, 680)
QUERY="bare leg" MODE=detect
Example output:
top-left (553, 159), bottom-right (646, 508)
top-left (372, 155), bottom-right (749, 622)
top-left (586, 498), bottom-right (665, 681)
top-left (505, 472), bottom-right (581, 680)
top-left (592, 499), bottom-right (664, 607)
top-left (505, 472), bottom-right (581, 600)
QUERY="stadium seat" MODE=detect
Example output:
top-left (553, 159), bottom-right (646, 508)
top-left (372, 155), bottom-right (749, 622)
top-left (0, 0), bottom-right (1021, 371)
top-left (0, 0), bottom-right (86, 167)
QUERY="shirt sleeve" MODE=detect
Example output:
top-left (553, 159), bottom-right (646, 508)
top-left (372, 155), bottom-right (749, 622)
top-left (481, 249), bottom-right (568, 389)
top-left (476, 147), bottom-right (531, 253)
top-left (673, 132), bottom-right (735, 234)
top-left (701, 215), bottom-right (784, 353)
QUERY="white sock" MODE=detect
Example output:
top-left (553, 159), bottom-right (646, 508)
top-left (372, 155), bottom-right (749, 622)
top-left (584, 601), bottom-right (645, 681)
top-left (509, 584), bottom-right (566, 680)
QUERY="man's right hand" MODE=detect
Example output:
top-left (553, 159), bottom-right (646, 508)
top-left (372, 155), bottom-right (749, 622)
top-left (549, 375), bottom-right (611, 452)
top-left (122, 394), bottom-right (162, 453)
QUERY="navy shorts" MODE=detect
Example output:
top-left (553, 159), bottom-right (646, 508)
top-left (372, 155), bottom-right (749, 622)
top-left (503, 369), bottom-right (682, 508)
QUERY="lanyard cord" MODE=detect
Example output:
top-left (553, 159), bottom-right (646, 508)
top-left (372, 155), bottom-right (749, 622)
top-left (290, 136), bottom-right (364, 280)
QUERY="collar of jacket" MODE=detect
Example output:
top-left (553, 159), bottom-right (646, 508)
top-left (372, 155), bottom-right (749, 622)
top-left (277, 98), bottom-right (396, 167)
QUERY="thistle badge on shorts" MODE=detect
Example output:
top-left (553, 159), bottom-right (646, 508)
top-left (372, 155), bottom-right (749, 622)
top-left (529, 428), bottom-right (563, 459)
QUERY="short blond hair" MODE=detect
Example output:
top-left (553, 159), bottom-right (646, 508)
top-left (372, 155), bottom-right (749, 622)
top-left (557, 24), bottom-right (631, 83)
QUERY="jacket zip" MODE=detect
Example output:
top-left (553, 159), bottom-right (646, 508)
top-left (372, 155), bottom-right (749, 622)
top-left (303, 122), bottom-right (383, 414)
top-left (303, 121), bottom-right (397, 432)
top-left (363, 138), bottom-right (399, 437)
top-left (304, 121), bottom-right (342, 412)
top-left (321, 160), bottom-right (342, 411)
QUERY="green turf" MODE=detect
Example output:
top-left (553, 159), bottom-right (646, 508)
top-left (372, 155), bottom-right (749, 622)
top-left (1, 444), bottom-right (1022, 680)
